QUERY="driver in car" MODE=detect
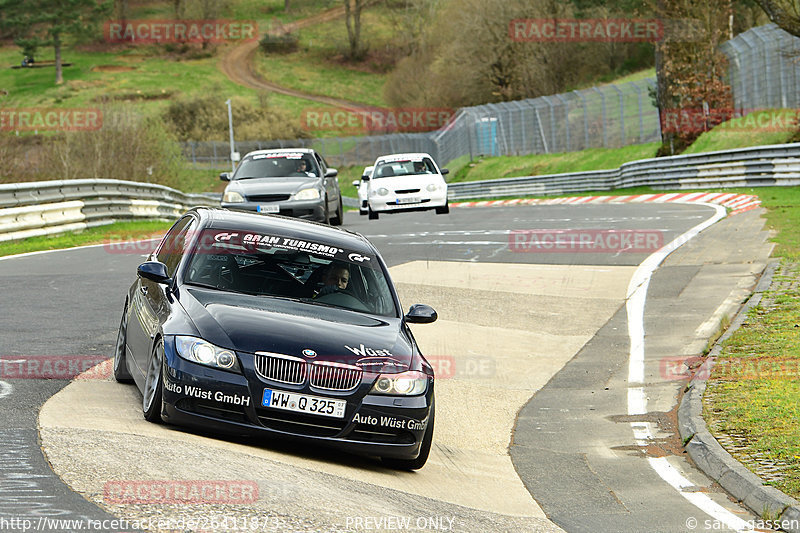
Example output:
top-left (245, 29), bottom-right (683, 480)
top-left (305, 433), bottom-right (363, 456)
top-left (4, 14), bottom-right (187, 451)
top-left (316, 263), bottom-right (350, 297)
top-left (295, 159), bottom-right (315, 177)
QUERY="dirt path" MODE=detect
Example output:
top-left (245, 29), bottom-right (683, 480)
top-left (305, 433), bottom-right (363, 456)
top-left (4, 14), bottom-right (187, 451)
top-left (218, 5), bottom-right (373, 112)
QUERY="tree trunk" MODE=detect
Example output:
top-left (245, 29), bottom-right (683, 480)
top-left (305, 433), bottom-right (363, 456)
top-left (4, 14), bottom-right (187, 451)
top-left (116, 0), bottom-right (129, 23)
top-left (284, 0), bottom-right (291, 12)
top-left (344, 0), bottom-right (364, 60)
top-left (54, 32), bottom-right (63, 85)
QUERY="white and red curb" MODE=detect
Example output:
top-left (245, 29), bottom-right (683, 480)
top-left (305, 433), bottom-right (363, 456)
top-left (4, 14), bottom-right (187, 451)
top-left (452, 192), bottom-right (761, 216)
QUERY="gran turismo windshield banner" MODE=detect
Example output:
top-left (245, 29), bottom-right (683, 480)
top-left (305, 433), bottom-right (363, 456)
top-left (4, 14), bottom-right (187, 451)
top-left (186, 229), bottom-right (378, 267)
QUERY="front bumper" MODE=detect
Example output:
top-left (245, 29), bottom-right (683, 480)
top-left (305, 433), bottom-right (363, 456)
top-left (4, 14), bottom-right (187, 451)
top-left (160, 341), bottom-right (433, 460)
top-left (368, 191), bottom-right (447, 213)
top-left (221, 199), bottom-right (326, 222)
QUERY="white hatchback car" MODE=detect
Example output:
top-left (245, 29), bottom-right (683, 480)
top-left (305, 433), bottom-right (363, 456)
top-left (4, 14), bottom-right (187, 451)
top-left (354, 153), bottom-right (449, 220)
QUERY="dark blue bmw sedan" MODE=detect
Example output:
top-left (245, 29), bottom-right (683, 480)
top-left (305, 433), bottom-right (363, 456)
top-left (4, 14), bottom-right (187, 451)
top-left (114, 207), bottom-right (437, 469)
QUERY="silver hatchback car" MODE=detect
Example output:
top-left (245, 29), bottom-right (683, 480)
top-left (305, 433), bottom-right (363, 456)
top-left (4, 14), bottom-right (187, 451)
top-left (220, 148), bottom-right (344, 225)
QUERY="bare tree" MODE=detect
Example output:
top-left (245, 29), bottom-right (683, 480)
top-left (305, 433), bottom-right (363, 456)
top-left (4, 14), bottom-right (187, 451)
top-left (752, 0), bottom-right (800, 36)
top-left (344, 0), bottom-right (366, 60)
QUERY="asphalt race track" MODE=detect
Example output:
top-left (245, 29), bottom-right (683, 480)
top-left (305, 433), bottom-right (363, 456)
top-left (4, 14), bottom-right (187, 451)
top-left (0, 203), bottom-right (773, 532)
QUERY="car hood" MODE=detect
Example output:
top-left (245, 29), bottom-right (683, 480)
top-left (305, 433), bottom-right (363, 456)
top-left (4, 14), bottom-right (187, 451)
top-left (180, 287), bottom-right (413, 372)
top-left (369, 174), bottom-right (444, 191)
top-left (228, 177), bottom-right (320, 196)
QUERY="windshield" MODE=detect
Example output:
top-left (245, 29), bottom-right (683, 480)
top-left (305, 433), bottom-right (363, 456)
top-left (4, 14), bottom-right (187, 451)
top-left (233, 152), bottom-right (319, 179)
top-left (373, 157), bottom-right (435, 178)
top-left (183, 229), bottom-right (397, 317)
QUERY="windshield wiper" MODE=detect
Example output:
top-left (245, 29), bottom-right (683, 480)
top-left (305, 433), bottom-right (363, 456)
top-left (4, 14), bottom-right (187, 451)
top-left (184, 281), bottom-right (256, 295)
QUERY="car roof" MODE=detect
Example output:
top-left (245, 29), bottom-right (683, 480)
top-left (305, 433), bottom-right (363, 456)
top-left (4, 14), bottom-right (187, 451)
top-left (374, 153), bottom-right (435, 165)
top-left (190, 207), bottom-right (375, 254)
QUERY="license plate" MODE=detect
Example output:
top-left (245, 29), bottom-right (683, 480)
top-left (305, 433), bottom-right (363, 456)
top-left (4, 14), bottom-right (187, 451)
top-left (257, 205), bottom-right (280, 213)
top-left (397, 197), bottom-right (420, 205)
top-left (261, 389), bottom-right (346, 419)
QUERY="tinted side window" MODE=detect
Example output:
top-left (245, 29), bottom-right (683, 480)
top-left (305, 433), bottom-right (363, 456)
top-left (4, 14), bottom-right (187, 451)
top-left (156, 217), bottom-right (196, 277)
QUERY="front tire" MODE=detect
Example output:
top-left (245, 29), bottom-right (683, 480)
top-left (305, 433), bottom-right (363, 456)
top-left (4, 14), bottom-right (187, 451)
top-left (330, 195), bottom-right (344, 226)
top-left (113, 304), bottom-right (133, 383)
top-left (368, 206), bottom-right (379, 220)
top-left (142, 341), bottom-right (165, 423)
top-left (435, 201), bottom-right (449, 215)
top-left (382, 399), bottom-right (435, 471)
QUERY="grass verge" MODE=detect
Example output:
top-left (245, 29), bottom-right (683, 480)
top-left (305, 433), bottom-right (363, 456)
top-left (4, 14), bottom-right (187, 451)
top-left (702, 186), bottom-right (800, 499)
top-left (0, 220), bottom-right (173, 258)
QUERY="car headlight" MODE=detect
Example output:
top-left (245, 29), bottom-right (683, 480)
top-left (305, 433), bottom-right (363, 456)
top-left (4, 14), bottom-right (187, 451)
top-left (370, 371), bottom-right (428, 396)
top-left (293, 188), bottom-right (321, 201)
top-left (175, 336), bottom-right (239, 371)
top-left (222, 190), bottom-right (244, 203)
top-left (426, 183), bottom-right (439, 192)
top-left (376, 187), bottom-right (389, 196)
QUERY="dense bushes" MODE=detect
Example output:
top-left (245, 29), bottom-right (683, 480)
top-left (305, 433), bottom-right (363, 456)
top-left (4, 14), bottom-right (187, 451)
top-left (162, 94), bottom-right (310, 142)
top-left (0, 105), bottom-right (187, 189)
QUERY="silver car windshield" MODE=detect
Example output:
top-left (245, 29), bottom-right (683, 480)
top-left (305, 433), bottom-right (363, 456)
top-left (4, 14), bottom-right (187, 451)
top-left (234, 154), bottom-right (319, 179)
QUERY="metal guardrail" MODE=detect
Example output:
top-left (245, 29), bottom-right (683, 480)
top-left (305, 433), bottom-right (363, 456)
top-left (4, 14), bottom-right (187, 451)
top-left (0, 179), bottom-right (218, 243)
top-left (446, 143), bottom-right (800, 200)
top-left (1, 142), bottom-right (798, 242)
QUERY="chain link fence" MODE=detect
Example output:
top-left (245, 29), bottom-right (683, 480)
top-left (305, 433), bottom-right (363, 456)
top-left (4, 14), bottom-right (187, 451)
top-left (721, 24), bottom-right (800, 111)
top-left (184, 24), bottom-right (800, 170)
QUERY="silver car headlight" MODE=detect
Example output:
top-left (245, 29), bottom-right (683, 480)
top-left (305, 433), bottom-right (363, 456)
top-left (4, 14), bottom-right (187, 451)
top-left (375, 187), bottom-right (389, 196)
top-left (175, 336), bottom-right (239, 371)
top-left (426, 183), bottom-right (439, 192)
top-left (293, 188), bottom-right (321, 201)
top-left (222, 190), bottom-right (244, 203)
top-left (370, 371), bottom-right (428, 396)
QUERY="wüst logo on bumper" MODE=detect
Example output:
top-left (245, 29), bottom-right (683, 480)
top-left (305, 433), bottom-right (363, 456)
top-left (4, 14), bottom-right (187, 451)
top-left (103, 20), bottom-right (258, 44)
top-left (0, 356), bottom-right (110, 380)
top-left (0, 108), bottom-right (102, 132)
top-left (508, 229), bottom-right (664, 253)
top-left (301, 107), bottom-right (455, 135)
top-left (103, 480), bottom-right (259, 504)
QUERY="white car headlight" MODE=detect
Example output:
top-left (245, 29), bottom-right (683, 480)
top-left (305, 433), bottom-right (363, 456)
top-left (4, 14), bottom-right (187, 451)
top-left (426, 183), bottom-right (439, 192)
top-left (370, 371), bottom-right (428, 396)
top-left (222, 190), bottom-right (244, 203)
top-left (175, 336), bottom-right (238, 371)
top-left (377, 187), bottom-right (389, 196)
top-left (293, 188), bottom-right (321, 201)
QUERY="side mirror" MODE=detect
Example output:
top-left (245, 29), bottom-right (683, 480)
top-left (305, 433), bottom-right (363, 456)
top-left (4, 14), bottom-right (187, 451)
top-left (440, 168), bottom-right (449, 176)
top-left (137, 261), bottom-right (172, 285)
top-left (405, 304), bottom-right (438, 324)
top-left (352, 180), bottom-right (361, 187)
top-left (325, 168), bottom-right (339, 178)
top-left (219, 172), bottom-right (231, 181)
top-left (361, 174), bottom-right (370, 181)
